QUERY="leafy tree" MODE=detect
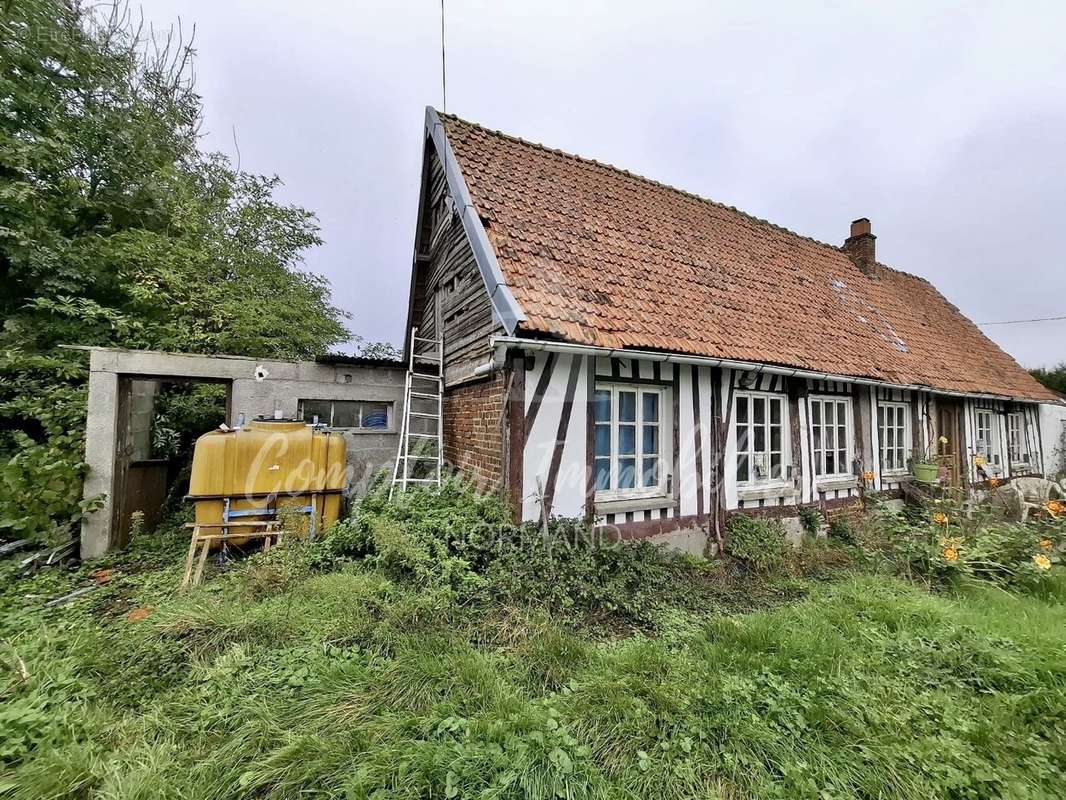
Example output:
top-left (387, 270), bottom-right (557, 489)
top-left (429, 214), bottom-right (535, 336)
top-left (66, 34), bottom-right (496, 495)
top-left (0, 1), bottom-right (350, 544)
top-left (1030, 363), bottom-right (1066, 396)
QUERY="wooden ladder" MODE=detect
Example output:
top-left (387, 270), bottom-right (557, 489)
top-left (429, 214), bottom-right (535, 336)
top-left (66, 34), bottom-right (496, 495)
top-left (390, 327), bottom-right (444, 499)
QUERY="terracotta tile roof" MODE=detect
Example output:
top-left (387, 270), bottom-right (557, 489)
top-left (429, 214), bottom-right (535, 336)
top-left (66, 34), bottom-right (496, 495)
top-left (441, 114), bottom-right (1058, 402)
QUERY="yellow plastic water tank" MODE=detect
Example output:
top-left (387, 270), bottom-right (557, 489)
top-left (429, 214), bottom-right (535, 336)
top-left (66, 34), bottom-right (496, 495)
top-left (187, 419), bottom-right (347, 545)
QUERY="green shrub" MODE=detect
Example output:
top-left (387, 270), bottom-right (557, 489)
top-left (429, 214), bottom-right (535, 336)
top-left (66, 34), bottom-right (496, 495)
top-left (827, 517), bottom-right (857, 546)
top-left (727, 514), bottom-right (787, 573)
top-left (798, 506), bottom-right (823, 536)
top-left (873, 496), bottom-right (1065, 588)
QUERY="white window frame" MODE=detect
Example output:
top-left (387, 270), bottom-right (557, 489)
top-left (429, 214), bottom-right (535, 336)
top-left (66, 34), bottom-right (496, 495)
top-left (1007, 411), bottom-right (1029, 467)
top-left (734, 391), bottom-right (790, 488)
top-left (593, 383), bottom-right (667, 501)
top-left (974, 409), bottom-right (1003, 470)
top-left (877, 401), bottom-right (911, 475)
top-left (809, 395), bottom-right (855, 481)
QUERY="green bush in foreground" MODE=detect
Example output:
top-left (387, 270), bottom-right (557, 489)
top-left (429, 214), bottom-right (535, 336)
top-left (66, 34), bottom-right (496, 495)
top-left (2, 483), bottom-right (1066, 799)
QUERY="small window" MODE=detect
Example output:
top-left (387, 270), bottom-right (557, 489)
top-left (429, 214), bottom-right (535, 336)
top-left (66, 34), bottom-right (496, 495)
top-left (809, 396), bottom-right (853, 480)
top-left (878, 402), bottom-right (910, 474)
top-left (298, 400), bottom-right (392, 430)
top-left (1007, 412), bottom-right (1029, 465)
top-left (735, 391), bottom-right (788, 486)
top-left (594, 384), bottom-right (665, 497)
top-left (975, 410), bottom-right (1002, 467)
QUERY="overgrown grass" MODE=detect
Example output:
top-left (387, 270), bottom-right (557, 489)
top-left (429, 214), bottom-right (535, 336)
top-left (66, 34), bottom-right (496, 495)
top-left (2, 488), bottom-right (1066, 799)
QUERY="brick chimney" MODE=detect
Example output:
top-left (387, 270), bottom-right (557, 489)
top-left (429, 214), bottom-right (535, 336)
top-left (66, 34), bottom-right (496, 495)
top-left (843, 217), bottom-right (877, 275)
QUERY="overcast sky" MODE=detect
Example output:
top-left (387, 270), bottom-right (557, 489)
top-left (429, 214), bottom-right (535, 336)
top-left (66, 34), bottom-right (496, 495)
top-left (142, 0), bottom-right (1066, 368)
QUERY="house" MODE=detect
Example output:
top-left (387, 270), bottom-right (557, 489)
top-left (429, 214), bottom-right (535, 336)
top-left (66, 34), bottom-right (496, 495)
top-left (404, 107), bottom-right (1061, 551)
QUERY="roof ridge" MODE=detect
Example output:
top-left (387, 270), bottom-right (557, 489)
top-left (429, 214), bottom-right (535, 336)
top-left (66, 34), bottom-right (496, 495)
top-left (441, 111), bottom-right (856, 260)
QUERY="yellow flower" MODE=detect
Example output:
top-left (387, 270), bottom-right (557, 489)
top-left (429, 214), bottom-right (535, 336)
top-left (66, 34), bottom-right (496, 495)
top-left (942, 547), bottom-right (959, 562)
top-left (1039, 539), bottom-right (1053, 551)
top-left (1047, 501), bottom-right (1064, 517)
top-left (938, 436), bottom-right (949, 445)
top-left (1033, 554), bottom-right (1051, 571)
top-left (933, 512), bottom-right (949, 525)
top-left (974, 456), bottom-right (985, 466)
top-left (862, 470), bottom-right (875, 483)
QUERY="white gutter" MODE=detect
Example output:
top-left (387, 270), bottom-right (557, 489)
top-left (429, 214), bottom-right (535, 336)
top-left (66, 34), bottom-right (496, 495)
top-left (490, 336), bottom-right (1061, 405)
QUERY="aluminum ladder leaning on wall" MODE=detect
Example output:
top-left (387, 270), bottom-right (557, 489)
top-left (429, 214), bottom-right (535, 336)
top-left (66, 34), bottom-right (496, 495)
top-left (390, 327), bottom-right (444, 499)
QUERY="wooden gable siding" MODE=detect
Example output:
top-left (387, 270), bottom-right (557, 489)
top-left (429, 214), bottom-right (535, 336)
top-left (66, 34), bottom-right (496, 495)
top-left (413, 151), bottom-right (502, 386)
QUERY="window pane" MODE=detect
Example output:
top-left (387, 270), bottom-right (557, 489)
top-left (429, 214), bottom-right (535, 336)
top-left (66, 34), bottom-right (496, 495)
top-left (877, 405), bottom-right (884, 428)
top-left (595, 424), bottom-right (611, 457)
top-left (641, 457), bottom-right (659, 488)
top-left (838, 424), bottom-right (846, 450)
top-left (618, 458), bottom-right (636, 489)
top-left (770, 452), bottom-right (782, 479)
top-left (359, 403), bottom-right (390, 429)
top-left (813, 425), bottom-right (821, 452)
top-left (812, 401), bottom-right (821, 425)
top-left (595, 458), bottom-right (611, 491)
top-left (824, 402), bottom-right (835, 426)
top-left (332, 401), bottom-right (359, 428)
top-left (737, 424), bottom-right (750, 453)
top-left (770, 399), bottom-right (781, 424)
top-left (619, 391), bottom-right (636, 423)
top-left (754, 425), bottom-right (766, 453)
top-left (886, 427), bottom-right (894, 448)
top-left (594, 390), bottom-right (611, 423)
top-left (754, 398), bottom-right (765, 424)
top-left (825, 451), bottom-right (835, 474)
top-left (736, 396), bottom-right (748, 424)
top-left (770, 426), bottom-right (781, 453)
top-left (737, 454), bottom-right (750, 483)
top-left (301, 399), bottom-right (332, 424)
top-left (619, 425), bottom-right (636, 456)
top-left (642, 425), bottom-right (659, 456)
top-left (838, 449), bottom-right (847, 472)
top-left (895, 447), bottom-right (905, 469)
top-left (825, 425), bottom-right (835, 451)
top-left (642, 392), bottom-right (659, 423)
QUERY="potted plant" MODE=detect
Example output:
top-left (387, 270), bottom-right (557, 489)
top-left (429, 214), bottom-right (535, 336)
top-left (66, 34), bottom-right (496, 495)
top-left (912, 436), bottom-right (948, 484)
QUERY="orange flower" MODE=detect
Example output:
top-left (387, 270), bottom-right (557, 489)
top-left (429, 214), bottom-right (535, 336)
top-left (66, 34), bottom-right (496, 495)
top-left (1039, 539), bottom-right (1054, 551)
top-left (942, 547), bottom-right (959, 562)
top-left (862, 471), bottom-right (875, 483)
top-left (1033, 554), bottom-right (1051, 571)
top-left (1046, 501), bottom-right (1064, 517)
top-left (987, 478), bottom-right (1000, 488)
top-left (933, 512), bottom-right (949, 526)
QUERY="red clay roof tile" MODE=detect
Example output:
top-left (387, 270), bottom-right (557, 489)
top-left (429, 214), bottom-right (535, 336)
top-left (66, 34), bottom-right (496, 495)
top-left (442, 115), bottom-right (1057, 402)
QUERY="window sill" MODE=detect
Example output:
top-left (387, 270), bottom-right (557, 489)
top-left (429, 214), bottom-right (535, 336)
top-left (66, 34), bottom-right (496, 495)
top-left (331, 428), bottom-right (396, 435)
top-left (880, 471), bottom-right (911, 480)
top-left (595, 494), bottom-right (673, 515)
top-left (737, 484), bottom-right (796, 502)
top-left (816, 477), bottom-right (858, 492)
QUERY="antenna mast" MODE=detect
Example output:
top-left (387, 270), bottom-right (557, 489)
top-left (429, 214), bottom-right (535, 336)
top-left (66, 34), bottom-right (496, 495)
top-left (440, 0), bottom-right (447, 112)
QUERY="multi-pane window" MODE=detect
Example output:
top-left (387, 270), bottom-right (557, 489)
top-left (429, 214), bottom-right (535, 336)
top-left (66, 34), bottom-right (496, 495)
top-left (877, 402), bottom-right (910, 474)
top-left (594, 385), bottom-right (664, 496)
top-left (1007, 412), bottom-right (1029, 465)
top-left (298, 399), bottom-right (392, 429)
top-left (735, 392), bottom-right (787, 485)
top-left (810, 396), bottom-right (852, 478)
top-left (975, 410), bottom-right (1002, 467)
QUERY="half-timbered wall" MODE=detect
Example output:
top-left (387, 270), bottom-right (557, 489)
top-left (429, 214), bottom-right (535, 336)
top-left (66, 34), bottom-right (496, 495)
top-left (411, 151), bottom-right (502, 386)
top-left (503, 346), bottom-right (1050, 547)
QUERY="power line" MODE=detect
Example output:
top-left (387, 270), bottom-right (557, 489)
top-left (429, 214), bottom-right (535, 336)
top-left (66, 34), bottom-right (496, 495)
top-left (440, 0), bottom-right (447, 113)
top-left (978, 314), bottom-right (1066, 326)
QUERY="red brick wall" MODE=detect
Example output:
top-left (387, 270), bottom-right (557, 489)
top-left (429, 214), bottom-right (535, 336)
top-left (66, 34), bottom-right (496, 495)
top-left (442, 373), bottom-right (505, 491)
